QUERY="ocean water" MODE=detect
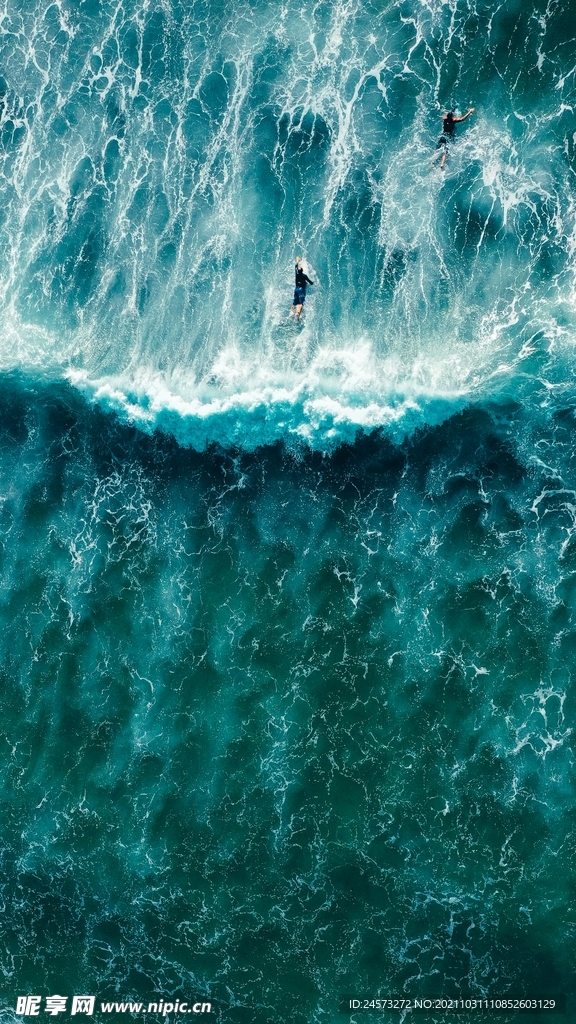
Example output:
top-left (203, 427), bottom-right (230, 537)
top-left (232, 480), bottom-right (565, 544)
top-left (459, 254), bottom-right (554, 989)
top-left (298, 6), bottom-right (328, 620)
top-left (1, 0), bottom-right (576, 1020)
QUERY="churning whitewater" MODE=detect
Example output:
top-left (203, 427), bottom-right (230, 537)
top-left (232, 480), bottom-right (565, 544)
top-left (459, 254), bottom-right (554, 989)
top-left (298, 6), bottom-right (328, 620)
top-left (1, 0), bottom-right (576, 447)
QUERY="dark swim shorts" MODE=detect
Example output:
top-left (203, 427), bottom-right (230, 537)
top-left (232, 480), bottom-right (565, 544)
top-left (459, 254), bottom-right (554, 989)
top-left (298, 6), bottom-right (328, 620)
top-left (293, 286), bottom-right (306, 305)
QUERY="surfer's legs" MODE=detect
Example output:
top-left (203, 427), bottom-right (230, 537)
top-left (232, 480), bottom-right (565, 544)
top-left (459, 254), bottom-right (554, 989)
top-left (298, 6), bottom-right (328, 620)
top-left (292, 286), bottom-right (305, 319)
top-left (432, 136), bottom-right (451, 168)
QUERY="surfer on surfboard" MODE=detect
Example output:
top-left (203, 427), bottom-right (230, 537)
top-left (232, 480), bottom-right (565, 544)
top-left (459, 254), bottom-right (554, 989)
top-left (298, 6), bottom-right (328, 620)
top-left (291, 257), bottom-right (314, 320)
top-left (435, 106), bottom-right (475, 168)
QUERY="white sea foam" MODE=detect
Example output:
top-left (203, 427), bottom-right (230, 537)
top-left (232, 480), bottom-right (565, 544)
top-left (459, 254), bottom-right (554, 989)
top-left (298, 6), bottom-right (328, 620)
top-left (0, 0), bottom-right (575, 451)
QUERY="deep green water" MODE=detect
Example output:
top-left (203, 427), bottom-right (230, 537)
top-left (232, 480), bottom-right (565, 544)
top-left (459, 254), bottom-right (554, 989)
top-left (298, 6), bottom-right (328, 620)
top-left (2, 377), bottom-right (575, 1021)
top-left (1, 0), bottom-right (576, 1020)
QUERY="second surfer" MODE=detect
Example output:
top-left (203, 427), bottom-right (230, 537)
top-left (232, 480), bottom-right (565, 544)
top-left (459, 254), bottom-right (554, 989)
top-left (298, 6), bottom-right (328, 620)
top-left (435, 106), bottom-right (475, 168)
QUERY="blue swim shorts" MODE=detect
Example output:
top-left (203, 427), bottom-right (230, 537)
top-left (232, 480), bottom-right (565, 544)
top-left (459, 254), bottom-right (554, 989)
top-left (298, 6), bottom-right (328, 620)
top-left (293, 286), bottom-right (306, 305)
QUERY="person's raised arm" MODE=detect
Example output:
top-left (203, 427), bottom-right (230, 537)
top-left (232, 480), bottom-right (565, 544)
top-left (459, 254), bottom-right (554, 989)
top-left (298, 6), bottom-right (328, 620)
top-left (455, 107), bottom-right (475, 123)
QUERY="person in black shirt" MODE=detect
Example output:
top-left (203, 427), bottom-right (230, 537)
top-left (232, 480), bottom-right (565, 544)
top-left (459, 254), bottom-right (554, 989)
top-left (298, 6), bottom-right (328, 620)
top-left (436, 107), bottom-right (474, 167)
top-left (291, 257), bottom-right (314, 320)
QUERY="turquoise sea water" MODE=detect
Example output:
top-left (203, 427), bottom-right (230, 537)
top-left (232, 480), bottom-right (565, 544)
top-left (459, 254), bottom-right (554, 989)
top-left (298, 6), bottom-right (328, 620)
top-left (1, 0), bottom-right (576, 1020)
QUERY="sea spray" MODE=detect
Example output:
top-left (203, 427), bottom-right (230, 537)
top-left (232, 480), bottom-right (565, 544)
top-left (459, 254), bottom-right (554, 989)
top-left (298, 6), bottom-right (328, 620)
top-left (0, 0), bottom-right (575, 449)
